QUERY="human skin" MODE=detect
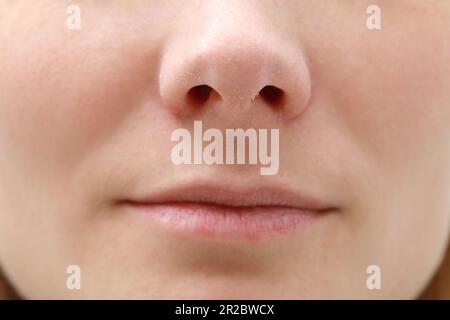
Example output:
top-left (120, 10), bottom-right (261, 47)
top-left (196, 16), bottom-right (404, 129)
top-left (0, 0), bottom-right (450, 299)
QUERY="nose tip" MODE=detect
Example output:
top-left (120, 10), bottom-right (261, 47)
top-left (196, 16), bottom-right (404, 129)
top-left (159, 35), bottom-right (311, 120)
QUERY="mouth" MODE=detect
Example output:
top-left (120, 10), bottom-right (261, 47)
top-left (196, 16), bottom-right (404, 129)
top-left (117, 183), bottom-right (338, 242)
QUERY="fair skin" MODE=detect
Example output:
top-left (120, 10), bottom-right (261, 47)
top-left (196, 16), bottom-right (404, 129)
top-left (0, 0), bottom-right (450, 299)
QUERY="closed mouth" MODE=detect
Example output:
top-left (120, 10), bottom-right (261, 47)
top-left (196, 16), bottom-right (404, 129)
top-left (117, 182), bottom-right (338, 242)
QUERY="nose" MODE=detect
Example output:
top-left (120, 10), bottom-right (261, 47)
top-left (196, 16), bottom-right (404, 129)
top-left (158, 17), bottom-right (311, 121)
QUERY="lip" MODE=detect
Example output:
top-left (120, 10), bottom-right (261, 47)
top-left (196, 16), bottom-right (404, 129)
top-left (117, 184), bottom-right (338, 242)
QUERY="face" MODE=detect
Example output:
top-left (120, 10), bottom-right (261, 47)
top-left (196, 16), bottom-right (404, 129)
top-left (0, 0), bottom-right (450, 299)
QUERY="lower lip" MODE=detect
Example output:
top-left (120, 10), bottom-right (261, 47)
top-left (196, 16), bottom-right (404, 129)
top-left (123, 202), bottom-right (333, 241)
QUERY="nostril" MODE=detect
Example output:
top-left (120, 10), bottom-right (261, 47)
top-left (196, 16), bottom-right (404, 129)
top-left (187, 85), bottom-right (214, 106)
top-left (258, 85), bottom-right (285, 107)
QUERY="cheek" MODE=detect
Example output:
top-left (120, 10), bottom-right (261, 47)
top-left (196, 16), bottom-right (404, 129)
top-left (0, 19), bottom-right (162, 176)
top-left (316, 10), bottom-right (450, 174)
top-left (302, 6), bottom-right (450, 297)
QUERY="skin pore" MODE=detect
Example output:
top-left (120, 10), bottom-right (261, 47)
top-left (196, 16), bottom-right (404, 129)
top-left (0, 1), bottom-right (450, 299)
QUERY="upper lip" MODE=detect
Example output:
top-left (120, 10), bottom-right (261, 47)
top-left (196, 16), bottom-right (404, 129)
top-left (119, 181), bottom-right (337, 212)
